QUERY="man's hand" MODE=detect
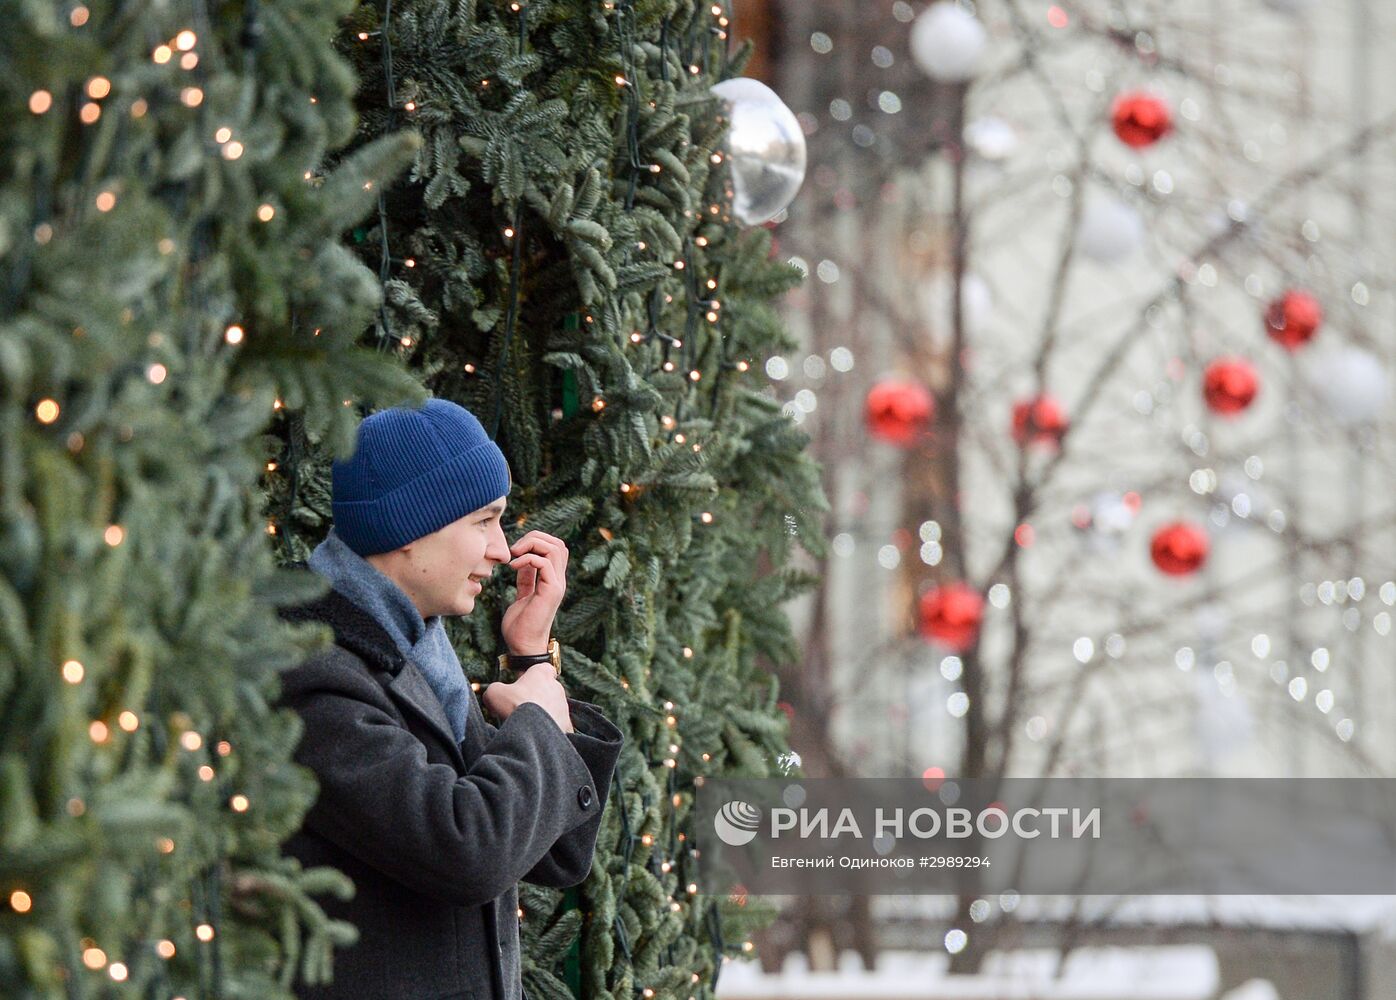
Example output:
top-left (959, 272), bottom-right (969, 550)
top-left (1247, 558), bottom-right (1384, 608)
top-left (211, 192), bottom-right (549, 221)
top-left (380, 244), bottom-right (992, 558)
top-left (481, 664), bottom-right (573, 734)
top-left (500, 530), bottom-right (569, 656)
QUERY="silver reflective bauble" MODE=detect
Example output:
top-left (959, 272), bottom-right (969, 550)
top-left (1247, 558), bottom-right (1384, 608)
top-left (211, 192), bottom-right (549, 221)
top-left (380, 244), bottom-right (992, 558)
top-left (711, 78), bottom-right (807, 226)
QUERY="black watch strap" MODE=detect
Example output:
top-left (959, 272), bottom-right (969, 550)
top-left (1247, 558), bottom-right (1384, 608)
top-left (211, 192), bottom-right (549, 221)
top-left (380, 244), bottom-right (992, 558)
top-left (498, 637), bottom-right (561, 677)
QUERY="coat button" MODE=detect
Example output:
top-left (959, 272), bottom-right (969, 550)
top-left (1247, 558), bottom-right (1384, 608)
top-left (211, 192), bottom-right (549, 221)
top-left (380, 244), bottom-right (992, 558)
top-left (577, 785), bottom-right (593, 809)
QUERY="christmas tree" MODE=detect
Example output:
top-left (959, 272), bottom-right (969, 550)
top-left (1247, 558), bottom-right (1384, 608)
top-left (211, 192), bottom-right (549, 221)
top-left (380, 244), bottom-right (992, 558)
top-left (261, 2), bottom-right (828, 997)
top-left (0, 0), bottom-right (421, 996)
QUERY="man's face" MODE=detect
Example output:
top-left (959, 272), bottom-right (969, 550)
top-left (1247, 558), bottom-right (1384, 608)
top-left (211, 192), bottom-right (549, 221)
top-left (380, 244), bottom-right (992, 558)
top-left (374, 495), bottom-right (512, 619)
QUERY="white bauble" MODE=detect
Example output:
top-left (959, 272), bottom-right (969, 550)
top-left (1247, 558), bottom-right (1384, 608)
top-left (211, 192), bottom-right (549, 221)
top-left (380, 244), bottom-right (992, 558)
top-left (1077, 193), bottom-right (1145, 264)
top-left (710, 78), bottom-right (807, 226)
top-left (964, 117), bottom-right (1018, 160)
top-left (1306, 346), bottom-right (1389, 426)
top-left (1090, 491), bottom-right (1136, 536)
top-left (916, 271), bottom-right (993, 342)
top-left (910, 3), bottom-right (988, 82)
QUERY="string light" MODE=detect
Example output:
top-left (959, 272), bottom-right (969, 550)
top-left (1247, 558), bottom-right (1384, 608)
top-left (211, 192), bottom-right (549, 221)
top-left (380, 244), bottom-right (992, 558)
top-left (157, 837), bottom-right (175, 853)
top-left (230, 794), bottom-right (249, 812)
top-left (153, 45), bottom-right (172, 64)
top-left (62, 660), bottom-right (84, 683)
top-left (195, 924), bottom-right (215, 942)
top-left (70, 5), bottom-right (89, 25)
top-left (82, 947), bottom-right (107, 969)
top-left (89, 721), bottom-right (109, 743)
top-left (28, 90), bottom-right (51, 114)
top-left (118, 711), bottom-right (139, 732)
top-left (157, 940), bottom-right (176, 959)
top-left (10, 891), bottom-right (32, 914)
top-left (80, 103), bottom-right (101, 124)
top-left (174, 29), bottom-right (197, 50)
top-left (257, 204), bottom-right (275, 221)
top-left (180, 731), bottom-right (202, 751)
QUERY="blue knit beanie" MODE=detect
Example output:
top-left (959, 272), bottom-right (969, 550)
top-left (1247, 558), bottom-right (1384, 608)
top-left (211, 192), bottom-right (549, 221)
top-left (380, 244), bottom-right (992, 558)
top-left (331, 398), bottom-right (512, 557)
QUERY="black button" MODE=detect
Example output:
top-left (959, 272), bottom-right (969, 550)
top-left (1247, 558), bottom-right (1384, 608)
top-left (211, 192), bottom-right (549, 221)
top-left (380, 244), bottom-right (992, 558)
top-left (577, 785), bottom-right (593, 809)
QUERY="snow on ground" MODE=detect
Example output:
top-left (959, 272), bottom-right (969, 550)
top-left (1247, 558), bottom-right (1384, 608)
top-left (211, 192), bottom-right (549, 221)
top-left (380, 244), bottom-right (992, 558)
top-left (716, 944), bottom-right (1221, 999)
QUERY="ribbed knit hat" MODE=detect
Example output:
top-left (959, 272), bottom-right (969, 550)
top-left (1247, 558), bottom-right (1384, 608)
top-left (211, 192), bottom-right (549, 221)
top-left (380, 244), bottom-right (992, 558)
top-left (331, 398), bottom-right (511, 557)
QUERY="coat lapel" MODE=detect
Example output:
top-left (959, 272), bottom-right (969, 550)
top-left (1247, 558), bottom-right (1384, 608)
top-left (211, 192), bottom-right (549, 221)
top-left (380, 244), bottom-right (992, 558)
top-left (280, 561), bottom-right (469, 774)
top-left (386, 660), bottom-right (468, 773)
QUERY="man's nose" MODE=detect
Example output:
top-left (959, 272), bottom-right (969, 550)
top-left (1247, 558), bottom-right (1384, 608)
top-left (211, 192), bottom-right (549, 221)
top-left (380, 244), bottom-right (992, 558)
top-left (486, 526), bottom-right (511, 561)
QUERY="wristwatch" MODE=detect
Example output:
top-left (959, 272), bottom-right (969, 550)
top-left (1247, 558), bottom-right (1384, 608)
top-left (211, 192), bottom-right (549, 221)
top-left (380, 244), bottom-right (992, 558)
top-left (498, 637), bottom-right (562, 678)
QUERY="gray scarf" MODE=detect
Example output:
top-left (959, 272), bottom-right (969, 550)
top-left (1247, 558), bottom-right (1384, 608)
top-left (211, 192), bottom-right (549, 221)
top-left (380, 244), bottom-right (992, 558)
top-left (307, 526), bottom-right (469, 743)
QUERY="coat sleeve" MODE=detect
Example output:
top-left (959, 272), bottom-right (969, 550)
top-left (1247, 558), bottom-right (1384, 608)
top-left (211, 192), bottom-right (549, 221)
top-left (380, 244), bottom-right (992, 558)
top-left (520, 698), bottom-right (623, 888)
top-left (279, 650), bottom-right (615, 908)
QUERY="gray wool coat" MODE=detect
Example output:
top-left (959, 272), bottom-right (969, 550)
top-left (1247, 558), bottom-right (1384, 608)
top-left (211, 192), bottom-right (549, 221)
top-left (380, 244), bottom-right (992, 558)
top-left (275, 570), bottom-right (623, 1000)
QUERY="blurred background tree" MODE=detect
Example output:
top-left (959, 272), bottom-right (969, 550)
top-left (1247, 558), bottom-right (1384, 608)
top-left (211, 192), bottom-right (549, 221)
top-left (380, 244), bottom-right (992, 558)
top-left (740, 0), bottom-right (1396, 983)
top-left (0, 0), bottom-right (420, 997)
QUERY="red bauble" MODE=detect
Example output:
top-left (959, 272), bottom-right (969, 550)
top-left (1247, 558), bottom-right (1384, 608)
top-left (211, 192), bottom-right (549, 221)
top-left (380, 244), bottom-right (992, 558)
top-left (1111, 92), bottom-right (1173, 148)
top-left (1202, 357), bottom-right (1259, 415)
top-left (917, 582), bottom-right (984, 651)
top-left (1011, 394), bottom-right (1069, 448)
top-left (865, 378), bottom-right (935, 447)
top-left (1265, 290), bottom-right (1322, 351)
top-left (1150, 521), bottom-right (1209, 576)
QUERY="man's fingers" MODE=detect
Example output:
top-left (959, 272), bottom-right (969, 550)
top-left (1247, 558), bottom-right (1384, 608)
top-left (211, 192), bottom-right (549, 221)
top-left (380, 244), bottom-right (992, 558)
top-left (509, 552), bottom-right (557, 587)
top-left (509, 531), bottom-right (568, 566)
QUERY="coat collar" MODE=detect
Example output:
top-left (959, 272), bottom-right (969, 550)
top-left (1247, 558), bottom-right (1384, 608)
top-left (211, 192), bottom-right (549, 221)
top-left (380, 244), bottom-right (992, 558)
top-left (277, 562), bottom-right (398, 667)
top-left (279, 561), bottom-right (467, 771)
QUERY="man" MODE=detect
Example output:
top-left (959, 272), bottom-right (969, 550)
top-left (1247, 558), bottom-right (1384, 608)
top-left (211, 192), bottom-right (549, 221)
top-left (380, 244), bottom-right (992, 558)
top-left (275, 397), bottom-right (623, 1000)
